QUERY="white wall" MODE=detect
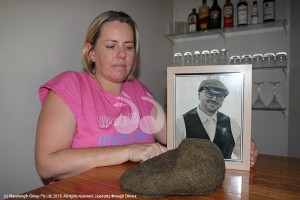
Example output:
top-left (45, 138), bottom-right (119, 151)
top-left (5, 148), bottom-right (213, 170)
top-left (0, 0), bottom-right (172, 195)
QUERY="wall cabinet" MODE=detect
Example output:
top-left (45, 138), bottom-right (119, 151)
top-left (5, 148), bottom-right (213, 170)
top-left (167, 20), bottom-right (288, 115)
top-left (167, 17), bottom-right (289, 156)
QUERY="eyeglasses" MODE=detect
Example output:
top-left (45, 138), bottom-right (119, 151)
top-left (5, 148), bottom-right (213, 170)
top-left (205, 91), bottom-right (225, 101)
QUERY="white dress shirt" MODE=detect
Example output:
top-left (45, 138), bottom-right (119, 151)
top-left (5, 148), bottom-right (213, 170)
top-left (175, 107), bottom-right (241, 159)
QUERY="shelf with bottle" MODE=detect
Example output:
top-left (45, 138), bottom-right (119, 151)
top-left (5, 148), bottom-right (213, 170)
top-left (253, 52), bottom-right (288, 76)
top-left (230, 52), bottom-right (288, 75)
top-left (166, 19), bottom-right (287, 43)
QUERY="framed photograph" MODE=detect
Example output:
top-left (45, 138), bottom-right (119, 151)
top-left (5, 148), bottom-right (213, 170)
top-left (167, 65), bottom-right (252, 171)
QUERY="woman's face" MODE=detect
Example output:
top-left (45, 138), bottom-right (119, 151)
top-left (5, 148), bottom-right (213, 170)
top-left (89, 21), bottom-right (135, 83)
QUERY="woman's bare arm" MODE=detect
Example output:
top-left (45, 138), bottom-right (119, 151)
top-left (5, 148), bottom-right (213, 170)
top-left (35, 91), bottom-right (166, 180)
top-left (150, 100), bottom-right (167, 145)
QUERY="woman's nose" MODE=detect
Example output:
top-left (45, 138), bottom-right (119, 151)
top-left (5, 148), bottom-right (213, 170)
top-left (117, 46), bottom-right (126, 58)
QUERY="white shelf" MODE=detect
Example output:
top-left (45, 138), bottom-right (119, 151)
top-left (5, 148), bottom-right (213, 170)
top-left (253, 65), bottom-right (287, 75)
top-left (252, 107), bottom-right (287, 118)
top-left (253, 65), bottom-right (286, 70)
top-left (166, 20), bottom-right (287, 43)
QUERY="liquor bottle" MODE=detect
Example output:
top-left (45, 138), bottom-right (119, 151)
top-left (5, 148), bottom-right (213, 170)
top-left (251, 1), bottom-right (259, 24)
top-left (237, 0), bottom-right (248, 26)
top-left (209, 0), bottom-right (222, 29)
top-left (188, 8), bottom-right (199, 33)
top-left (199, 0), bottom-right (210, 30)
top-left (223, 0), bottom-right (234, 28)
top-left (263, 0), bottom-right (275, 22)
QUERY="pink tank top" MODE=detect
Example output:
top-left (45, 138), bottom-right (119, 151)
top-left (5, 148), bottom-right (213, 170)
top-left (39, 71), bottom-right (155, 148)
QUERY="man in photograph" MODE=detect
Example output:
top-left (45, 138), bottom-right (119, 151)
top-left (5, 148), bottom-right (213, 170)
top-left (175, 79), bottom-right (241, 159)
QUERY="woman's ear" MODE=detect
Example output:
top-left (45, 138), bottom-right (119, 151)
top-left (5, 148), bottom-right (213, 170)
top-left (85, 43), bottom-right (95, 62)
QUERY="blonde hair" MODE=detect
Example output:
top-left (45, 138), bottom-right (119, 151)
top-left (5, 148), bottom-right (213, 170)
top-left (82, 11), bottom-right (139, 80)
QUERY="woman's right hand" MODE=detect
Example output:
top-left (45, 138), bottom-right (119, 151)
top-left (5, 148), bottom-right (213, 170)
top-left (127, 142), bottom-right (168, 162)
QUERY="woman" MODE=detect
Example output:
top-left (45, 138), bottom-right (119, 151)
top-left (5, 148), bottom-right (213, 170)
top-left (35, 11), bottom-right (167, 180)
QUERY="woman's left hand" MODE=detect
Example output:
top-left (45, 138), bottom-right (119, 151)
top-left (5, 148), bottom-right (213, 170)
top-left (250, 139), bottom-right (259, 167)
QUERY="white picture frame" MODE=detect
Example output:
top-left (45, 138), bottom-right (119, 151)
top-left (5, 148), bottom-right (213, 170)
top-left (167, 65), bottom-right (252, 171)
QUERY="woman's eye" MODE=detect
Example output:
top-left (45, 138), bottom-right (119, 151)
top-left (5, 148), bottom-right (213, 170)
top-left (125, 45), bottom-right (134, 51)
top-left (106, 45), bottom-right (115, 49)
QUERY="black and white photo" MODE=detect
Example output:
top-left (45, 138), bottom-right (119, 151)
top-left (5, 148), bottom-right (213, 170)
top-left (175, 78), bottom-right (242, 160)
top-left (167, 65), bottom-right (252, 170)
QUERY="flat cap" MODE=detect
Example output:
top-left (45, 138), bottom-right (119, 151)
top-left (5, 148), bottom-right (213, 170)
top-left (198, 79), bottom-right (229, 96)
top-left (120, 138), bottom-right (225, 198)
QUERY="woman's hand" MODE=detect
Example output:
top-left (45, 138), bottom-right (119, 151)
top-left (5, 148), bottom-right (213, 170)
top-left (127, 142), bottom-right (168, 162)
top-left (250, 139), bottom-right (259, 167)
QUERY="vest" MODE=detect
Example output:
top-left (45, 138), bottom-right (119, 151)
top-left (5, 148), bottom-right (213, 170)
top-left (183, 107), bottom-right (235, 159)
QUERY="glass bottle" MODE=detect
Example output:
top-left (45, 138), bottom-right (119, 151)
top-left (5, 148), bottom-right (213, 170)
top-left (188, 8), bottom-right (199, 33)
top-left (201, 50), bottom-right (210, 65)
top-left (237, 0), bottom-right (248, 26)
top-left (210, 49), bottom-right (220, 65)
top-left (183, 52), bottom-right (193, 66)
top-left (275, 52), bottom-right (287, 67)
top-left (229, 55), bottom-right (241, 65)
top-left (252, 54), bottom-right (264, 68)
top-left (219, 49), bottom-right (228, 64)
top-left (263, 0), bottom-right (275, 22)
top-left (193, 51), bottom-right (201, 66)
top-left (251, 1), bottom-right (259, 24)
top-left (263, 53), bottom-right (276, 67)
top-left (173, 53), bottom-right (183, 66)
top-left (241, 55), bottom-right (253, 64)
top-left (199, 0), bottom-right (210, 31)
top-left (223, 0), bottom-right (234, 28)
top-left (209, 0), bottom-right (222, 29)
